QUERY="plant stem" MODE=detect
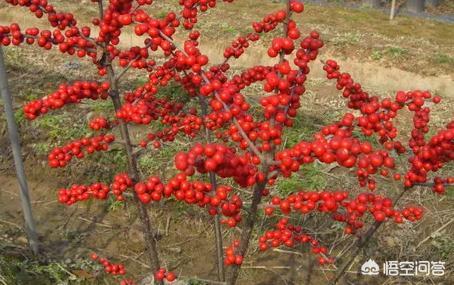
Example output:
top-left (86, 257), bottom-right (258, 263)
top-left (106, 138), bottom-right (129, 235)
top-left (198, 95), bottom-right (226, 281)
top-left (106, 65), bottom-right (163, 285)
top-left (97, 1), bottom-right (162, 283)
top-left (226, 169), bottom-right (269, 285)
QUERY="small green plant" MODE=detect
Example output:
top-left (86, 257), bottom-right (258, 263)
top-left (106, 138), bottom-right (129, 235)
top-left (108, 197), bottom-right (126, 212)
top-left (370, 49), bottom-right (383, 60)
top-left (433, 53), bottom-right (454, 65)
top-left (386, 46), bottom-right (408, 59)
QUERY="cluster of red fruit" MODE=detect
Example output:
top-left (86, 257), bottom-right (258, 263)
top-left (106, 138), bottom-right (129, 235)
top-left (23, 81), bottom-right (109, 119)
top-left (275, 121), bottom-right (396, 190)
top-left (174, 143), bottom-right (258, 187)
top-left (258, 218), bottom-right (333, 265)
top-left (58, 182), bottom-right (110, 205)
top-left (406, 118), bottom-right (453, 191)
top-left (111, 173), bottom-right (133, 201)
top-left (58, 173), bottom-right (131, 205)
top-left (118, 44), bottom-right (156, 70)
top-left (48, 134), bottom-right (115, 168)
top-left (135, 112), bottom-right (202, 149)
top-left (223, 33), bottom-right (260, 60)
top-left (90, 253), bottom-right (126, 275)
top-left (224, 240), bottom-right (244, 266)
top-left (154, 268), bottom-right (177, 282)
top-left (89, 116), bottom-right (110, 130)
top-left (134, 176), bottom-right (166, 203)
top-left (432, 176), bottom-right (454, 194)
top-left (132, 12), bottom-right (178, 54)
top-left (174, 44), bottom-right (209, 73)
top-left (116, 90), bottom-right (183, 125)
top-left (5, 0), bottom-right (76, 29)
top-left (95, 0), bottom-right (135, 45)
top-left (135, 173), bottom-right (243, 226)
top-left (179, 0), bottom-right (234, 30)
top-left (117, 90), bottom-right (204, 148)
top-left (265, 191), bottom-right (424, 235)
top-left (0, 23), bottom-right (97, 58)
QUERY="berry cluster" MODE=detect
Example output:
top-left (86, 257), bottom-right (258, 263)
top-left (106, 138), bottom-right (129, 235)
top-left (89, 116), bottom-right (110, 130)
top-left (224, 240), bottom-right (244, 266)
top-left (90, 253), bottom-right (126, 275)
top-left (223, 33), bottom-right (260, 60)
top-left (23, 81), bottom-right (109, 119)
top-left (0, 23), bottom-right (97, 59)
top-left (406, 119), bottom-right (454, 190)
top-left (267, 191), bottom-right (424, 234)
top-left (48, 134), bottom-right (115, 168)
top-left (275, 122), bottom-right (396, 189)
top-left (154, 268), bottom-right (176, 282)
top-left (174, 143), bottom-right (258, 187)
top-left (432, 177), bottom-right (454, 194)
top-left (58, 182), bottom-right (110, 205)
top-left (58, 172), bottom-right (130, 205)
top-left (134, 176), bottom-right (166, 203)
top-left (258, 218), bottom-right (333, 265)
top-left (5, 0), bottom-right (76, 29)
top-left (111, 173), bottom-right (133, 201)
top-left (179, 0), bottom-right (234, 30)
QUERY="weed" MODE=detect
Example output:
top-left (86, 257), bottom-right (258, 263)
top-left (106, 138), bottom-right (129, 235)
top-left (386, 46), bottom-right (408, 59)
top-left (432, 53), bottom-right (454, 65)
top-left (370, 49), bottom-right (384, 61)
top-left (108, 197), bottom-right (125, 212)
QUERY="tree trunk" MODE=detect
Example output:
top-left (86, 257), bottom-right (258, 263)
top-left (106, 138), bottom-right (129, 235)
top-left (405, 0), bottom-right (425, 13)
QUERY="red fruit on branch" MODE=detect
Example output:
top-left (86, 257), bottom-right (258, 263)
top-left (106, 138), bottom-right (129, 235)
top-left (3, 0), bottom-right (452, 284)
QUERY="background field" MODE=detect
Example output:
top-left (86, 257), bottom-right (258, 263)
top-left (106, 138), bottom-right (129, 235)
top-left (0, 1), bottom-right (453, 284)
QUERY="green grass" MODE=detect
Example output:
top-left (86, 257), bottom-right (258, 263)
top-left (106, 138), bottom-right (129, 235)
top-left (282, 113), bottom-right (331, 149)
top-left (276, 164), bottom-right (328, 197)
top-left (32, 113), bottom-right (89, 142)
top-left (0, 252), bottom-right (97, 285)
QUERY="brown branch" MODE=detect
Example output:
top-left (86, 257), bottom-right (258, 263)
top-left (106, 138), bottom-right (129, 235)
top-left (198, 95), bottom-right (226, 282)
top-left (97, 1), bottom-right (162, 283)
